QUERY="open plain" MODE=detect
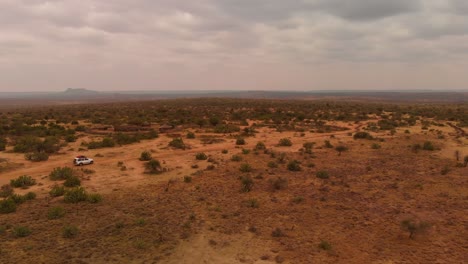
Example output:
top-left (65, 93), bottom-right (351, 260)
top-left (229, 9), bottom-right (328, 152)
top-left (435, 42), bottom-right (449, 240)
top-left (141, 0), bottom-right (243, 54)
top-left (0, 99), bottom-right (467, 263)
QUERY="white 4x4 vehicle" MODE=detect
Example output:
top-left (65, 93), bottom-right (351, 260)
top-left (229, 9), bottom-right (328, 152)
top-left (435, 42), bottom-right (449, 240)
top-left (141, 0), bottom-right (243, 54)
top-left (74, 155), bottom-right (94, 166)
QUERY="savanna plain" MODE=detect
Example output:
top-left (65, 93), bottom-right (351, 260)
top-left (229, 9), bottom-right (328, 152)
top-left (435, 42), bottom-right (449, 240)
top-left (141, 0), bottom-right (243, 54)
top-left (0, 98), bottom-right (467, 263)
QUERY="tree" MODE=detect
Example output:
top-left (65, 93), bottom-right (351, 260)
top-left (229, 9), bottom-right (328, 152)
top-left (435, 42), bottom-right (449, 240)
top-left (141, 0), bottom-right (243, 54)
top-left (335, 145), bottom-right (348, 156)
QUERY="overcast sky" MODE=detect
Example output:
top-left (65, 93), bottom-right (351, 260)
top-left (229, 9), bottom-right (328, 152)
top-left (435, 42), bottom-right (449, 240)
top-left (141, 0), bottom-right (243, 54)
top-left (1, 0), bottom-right (467, 92)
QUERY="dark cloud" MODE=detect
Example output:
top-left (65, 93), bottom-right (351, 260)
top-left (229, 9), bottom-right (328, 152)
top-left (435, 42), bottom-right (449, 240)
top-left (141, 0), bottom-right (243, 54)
top-left (317, 0), bottom-right (421, 21)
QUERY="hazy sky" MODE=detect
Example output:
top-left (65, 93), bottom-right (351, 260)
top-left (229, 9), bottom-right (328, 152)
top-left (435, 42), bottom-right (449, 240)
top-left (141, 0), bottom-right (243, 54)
top-left (1, 0), bottom-right (467, 92)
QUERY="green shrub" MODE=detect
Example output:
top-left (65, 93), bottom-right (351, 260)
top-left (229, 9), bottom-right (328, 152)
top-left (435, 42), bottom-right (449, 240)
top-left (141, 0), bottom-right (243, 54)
top-left (278, 138), bottom-right (292, 146)
top-left (184, 176), bottom-right (192, 183)
top-left (316, 170), bottom-right (329, 179)
top-left (48, 206), bottom-right (66, 219)
top-left (0, 184), bottom-right (14, 198)
top-left (64, 176), bottom-right (81, 187)
top-left (64, 187), bottom-right (88, 203)
top-left (0, 138), bottom-right (6, 151)
top-left (318, 240), bottom-right (332, 251)
top-left (231, 155), bottom-right (243, 162)
top-left (24, 192), bottom-right (36, 200)
top-left (62, 225), bottom-right (79, 238)
top-left (13, 226), bottom-right (31, 238)
top-left (245, 198), bottom-right (259, 208)
top-left (255, 141), bottom-right (266, 150)
top-left (24, 152), bottom-right (49, 162)
top-left (422, 141), bottom-right (435, 151)
top-left (139, 151), bottom-right (152, 161)
top-left (65, 134), bottom-right (77, 142)
top-left (270, 177), bottom-right (288, 190)
top-left (241, 175), bottom-right (254, 192)
top-left (240, 163), bottom-right (252, 173)
top-left (236, 137), bottom-right (246, 145)
top-left (49, 185), bottom-right (66, 197)
top-left (49, 167), bottom-right (74, 181)
top-left (145, 159), bottom-right (163, 174)
top-left (195, 153), bottom-right (208, 160)
top-left (324, 140), bottom-right (333, 148)
top-left (87, 193), bottom-right (103, 203)
top-left (267, 161), bottom-right (278, 168)
top-left (292, 196), bottom-right (304, 204)
top-left (353, 132), bottom-right (373, 140)
top-left (10, 194), bottom-right (26, 204)
top-left (242, 149), bottom-right (250, 155)
top-left (187, 132), bottom-right (196, 139)
top-left (221, 149), bottom-right (228, 154)
top-left (287, 160), bottom-right (301, 171)
top-left (371, 143), bottom-right (381, 149)
top-left (0, 199), bottom-right (16, 214)
top-left (169, 138), bottom-right (186, 149)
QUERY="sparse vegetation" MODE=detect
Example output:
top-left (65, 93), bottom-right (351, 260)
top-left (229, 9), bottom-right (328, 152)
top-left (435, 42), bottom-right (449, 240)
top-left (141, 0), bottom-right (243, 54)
top-left (278, 138), bottom-right (292, 147)
top-left (401, 219), bottom-right (431, 239)
top-left (47, 206), bottom-right (66, 220)
top-left (10, 175), bottom-right (36, 188)
top-left (316, 170), bottom-right (329, 179)
top-left (139, 151), bottom-right (152, 161)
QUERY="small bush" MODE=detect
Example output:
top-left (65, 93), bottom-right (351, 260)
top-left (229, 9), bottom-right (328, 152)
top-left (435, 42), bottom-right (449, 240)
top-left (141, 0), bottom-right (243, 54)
top-left (278, 138), bottom-right (292, 146)
top-left (292, 196), bottom-right (304, 204)
top-left (64, 187), bottom-right (88, 203)
top-left (255, 141), bottom-right (266, 150)
top-left (0, 199), bottom-right (16, 214)
top-left (316, 170), bottom-right (329, 179)
top-left (49, 185), bottom-right (66, 197)
top-left (231, 154), bottom-right (243, 162)
top-left (287, 160), bottom-right (301, 171)
top-left (240, 163), bottom-right (253, 173)
top-left (187, 132), bottom-right (196, 139)
top-left (267, 161), bottom-right (278, 168)
top-left (48, 206), bottom-right (66, 219)
top-left (195, 153), bottom-right (208, 160)
top-left (139, 151), bottom-right (152, 161)
top-left (169, 138), bottom-right (186, 149)
top-left (422, 141), bottom-right (435, 151)
top-left (87, 193), bottom-right (103, 203)
top-left (270, 177), bottom-right (288, 191)
top-left (10, 194), bottom-right (26, 204)
top-left (13, 226), bottom-right (31, 238)
top-left (0, 184), bottom-right (14, 198)
top-left (62, 225), bottom-right (79, 238)
top-left (49, 167), bottom-right (74, 181)
top-left (236, 137), bottom-right (246, 145)
top-left (245, 198), bottom-right (259, 208)
top-left (10, 175), bottom-right (36, 188)
top-left (242, 148), bottom-right (251, 155)
top-left (184, 176), bottom-right (192, 183)
top-left (353, 132), bottom-right (373, 140)
top-left (24, 192), bottom-right (36, 200)
top-left (221, 149), bottom-right (228, 154)
top-left (24, 152), bottom-right (49, 162)
top-left (318, 240), bottom-right (332, 251)
top-left (401, 219), bottom-right (431, 239)
top-left (145, 159), bottom-right (163, 174)
top-left (371, 143), bottom-right (381, 149)
top-left (324, 140), bottom-right (333, 148)
top-left (241, 175), bottom-right (254, 192)
top-left (271, 228), bottom-right (284, 237)
top-left (64, 176), bottom-right (81, 187)
top-left (440, 166), bottom-right (450, 175)
top-left (335, 145), bottom-right (348, 156)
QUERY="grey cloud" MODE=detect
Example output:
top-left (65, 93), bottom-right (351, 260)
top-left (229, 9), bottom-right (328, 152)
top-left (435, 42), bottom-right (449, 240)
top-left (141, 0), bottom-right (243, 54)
top-left (316, 0), bottom-right (421, 21)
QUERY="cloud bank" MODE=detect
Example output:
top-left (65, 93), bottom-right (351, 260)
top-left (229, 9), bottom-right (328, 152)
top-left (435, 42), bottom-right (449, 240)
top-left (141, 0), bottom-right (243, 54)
top-left (1, 0), bottom-right (467, 91)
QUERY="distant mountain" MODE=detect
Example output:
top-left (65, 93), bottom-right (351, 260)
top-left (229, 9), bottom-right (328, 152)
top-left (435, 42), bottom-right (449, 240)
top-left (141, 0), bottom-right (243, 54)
top-left (63, 88), bottom-right (100, 95)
